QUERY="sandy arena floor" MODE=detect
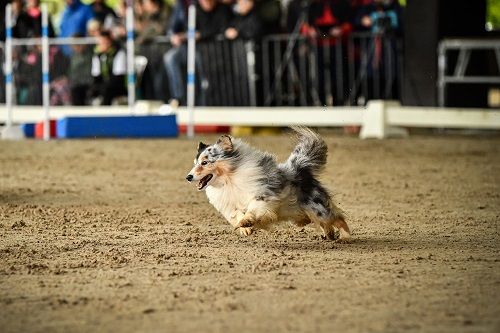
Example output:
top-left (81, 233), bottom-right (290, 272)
top-left (0, 132), bottom-right (499, 333)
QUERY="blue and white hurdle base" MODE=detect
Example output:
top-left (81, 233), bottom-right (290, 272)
top-left (57, 115), bottom-right (178, 139)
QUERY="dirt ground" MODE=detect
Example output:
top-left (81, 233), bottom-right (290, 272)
top-left (0, 131), bottom-right (499, 333)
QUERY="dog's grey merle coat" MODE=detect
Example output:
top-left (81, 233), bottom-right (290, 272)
top-left (186, 126), bottom-right (350, 239)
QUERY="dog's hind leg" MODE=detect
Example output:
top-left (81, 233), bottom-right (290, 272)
top-left (304, 199), bottom-right (350, 241)
top-left (293, 214), bottom-right (312, 227)
top-left (330, 214), bottom-right (350, 241)
top-left (322, 216), bottom-right (350, 241)
top-left (311, 214), bottom-right (350, 241)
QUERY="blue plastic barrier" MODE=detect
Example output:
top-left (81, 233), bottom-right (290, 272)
top-left (21, 123), bottom-right (35, 138)
top-left (57, 115), bottom-right (178, 138)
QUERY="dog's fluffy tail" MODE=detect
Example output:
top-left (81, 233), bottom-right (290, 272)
top-left (285, 126), bottom-right (328, 176)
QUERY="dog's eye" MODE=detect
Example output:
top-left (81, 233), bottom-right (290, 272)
top-left (201, 161), bottom-right (208, 166)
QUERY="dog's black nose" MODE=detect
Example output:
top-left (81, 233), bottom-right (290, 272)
top-left (186, 174), bottom-right (193, 182)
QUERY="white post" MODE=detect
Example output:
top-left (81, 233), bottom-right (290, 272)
top-left (5, 4), bottom-right (13, 128)
top-left (186, 2), bottom-right (197, 138)
top-left (126, 4), bottom-right (135, 114)
top-left (359, 100), bottom-right (387, 139)
top-left (437, 42), bottom-right (446, 108)
top-left (360, 100), bottom-right (408, 139)
top-left (1, 4), bottom-right (23, 140)
top-left (42, 4), bottom-right (50, 140)
top-left (245, 42), bottom-right (257, 107)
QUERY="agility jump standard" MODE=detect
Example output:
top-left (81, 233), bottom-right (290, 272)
top-left (2, 3), bottom-right (139, 140)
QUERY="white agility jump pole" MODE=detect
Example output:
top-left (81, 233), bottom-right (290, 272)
top-left (186, 1), bottom-right (197, 138)
top-left (42, 4), bottom-right (50, 141)
top-left (126, 1), bottom-right (135, 114)
top-left (4, 4), bottom-right (13, 129)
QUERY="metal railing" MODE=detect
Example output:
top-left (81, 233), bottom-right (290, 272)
top-left (4, 36), bottom-right (169, 106)
top-left (261, 32), bottom-right (402, 107)
top-left (135, 37), bottom-right (171, 102)
top-left (438, 38), bottom-right (500, 107)
top-left (198, 38), bottom-right (257, 107)
top-left (3, 33), bottom-right (403, 107)
top-left (4, 37), bottom-right (97, 106)
top-left (347, 32), bottom-right (402, 106)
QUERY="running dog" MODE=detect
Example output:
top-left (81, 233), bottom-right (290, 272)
top-left (185, 127), bottom-right (350, 240)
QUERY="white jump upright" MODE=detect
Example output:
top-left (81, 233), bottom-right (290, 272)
top-left (359, 100), bottom-right (387, 139)
top-left (359, 101), bottom-right (408, 139)
top-left (126, 3), bottom-right (135, 114)
top-left (41, 4), bottom-right (50, 140)
top-left (1, 4), bottom-right (23, 140)
top-left (186, 1), bottom-right (197, 138)
top-left (358, 100), bottom-right (408, 139)
top-left (4, 4), bottom-right (13, 128)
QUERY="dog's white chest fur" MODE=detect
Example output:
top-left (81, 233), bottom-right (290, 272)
top-left (205, 163), bottom-right (261, 224)
top-left (205, 186), bottom-right (251, 223)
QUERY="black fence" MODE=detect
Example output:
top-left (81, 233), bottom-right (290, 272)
top-left (261, 32), bottom-right (402, 107)
top-left (1, 32), bottom-right (402, 107)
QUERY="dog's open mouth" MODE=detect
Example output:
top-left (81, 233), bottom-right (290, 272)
top-left (197, 174), bottom-right (213, 190)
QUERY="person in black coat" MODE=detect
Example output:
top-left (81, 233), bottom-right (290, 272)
top-left (225, 0), bottom-right (263, 41)
top-left (91, 0), bottom-right (117, 29)
top-left (163, 0), bottom-right (231, 106)
top-left (12, 0), bottom-right (56, 38)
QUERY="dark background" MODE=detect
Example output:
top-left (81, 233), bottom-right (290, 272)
top-left (402, 0), bottom-right (499, 107)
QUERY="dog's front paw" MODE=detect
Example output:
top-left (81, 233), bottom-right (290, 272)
top-left (238, 217), bottom-right (255, 228)
top-left (238, 227), bottom-right (254, 237)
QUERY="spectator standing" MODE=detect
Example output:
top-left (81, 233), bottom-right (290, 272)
top-left (16, 43), bottom-right (43, 105)
top-left (0, 4), bottom-right (5, 41)
top-left (302, 0), bottom-right (353, 106)
top-left (108, 0), bottom-right (128, 41)
top-left (15, 42), bottom-right (69, 105)
top-left (255, 0), bottom-right (281, 35)
top-left (225, 0), bottom-right (263, 41)
top-left (349, 0), bottom-right (372, 21)
top-left (69, 33), bottom-right (94, 105)
top-left (91, 0), bottom-right (117, 30)
top-left (10, 0), bottom-right (68, 105)
top-left (87, 19), bottom-right (103, 37)
top-left (91, 30), bottom-right (127, 105)
top-left (302, 0), bottom-right (352, 43)
top-left (353, 0), bottom-right (401, 101)
top-left (49, 44), bottom-right (72, 106)
top-left (136, 0), bottom-right (172, 101)
top-left (194, 0), bottom-right (231, 41)
top-left (355, 0), bottom-right (400, 33)
top-left (136, 0), bottom-right (171, 44)
top-left (163, 0), bottom-right (231, 106)
top-left (11, 0), bottom-right (31, 38)
top-left (12, 0), bottom-right (56, 38)
top-left (60, 0), bottom-right (94, 54)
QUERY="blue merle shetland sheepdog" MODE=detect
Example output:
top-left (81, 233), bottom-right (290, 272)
top-left (185, 127), bottom-right (350, 240)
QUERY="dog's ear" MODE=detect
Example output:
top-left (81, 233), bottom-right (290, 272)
top-left (197, 142), bottom-right (208, 152)
top-left (217, 135), bottom-right (233, 152)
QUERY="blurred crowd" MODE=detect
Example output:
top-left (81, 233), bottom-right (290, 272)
top-left (1, 0), bottom-right (403, 106)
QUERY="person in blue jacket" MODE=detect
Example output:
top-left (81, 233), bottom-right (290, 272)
top-left (60, 0), bottom-right (94, 54)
